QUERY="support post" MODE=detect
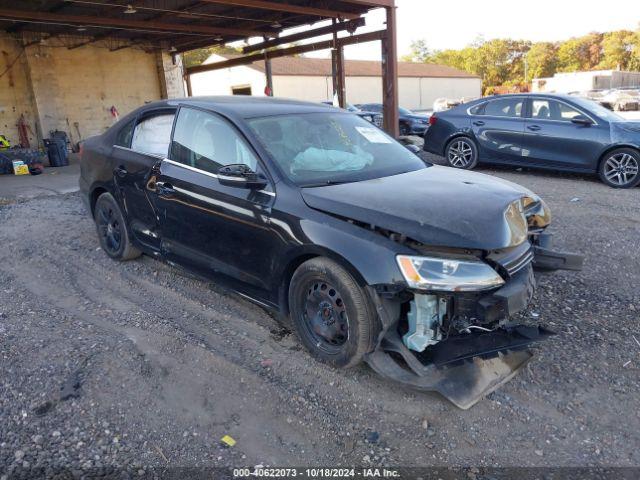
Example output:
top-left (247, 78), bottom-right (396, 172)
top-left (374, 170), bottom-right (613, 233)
top-left (331, 19), bottom-right (338, 105)
top-left (264, 51), bottom-right (273, 96)
top-left (185, 74), bottom-right (193, 97)
top-left (335, 44), bottom-right (346, 108)
top-left (381, 5), bottom-right (399, 137)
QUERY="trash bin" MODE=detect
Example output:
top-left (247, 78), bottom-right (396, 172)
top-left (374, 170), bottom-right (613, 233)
top-left (44, 138), bottom-right (69, 167)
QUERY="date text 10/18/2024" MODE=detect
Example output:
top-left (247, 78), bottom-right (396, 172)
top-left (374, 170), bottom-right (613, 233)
top-left (233, 468), bottom-right (401, 478)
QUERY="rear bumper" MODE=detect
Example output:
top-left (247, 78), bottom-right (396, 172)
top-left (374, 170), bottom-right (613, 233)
top-left (79, 176), bottom-right (91, 213)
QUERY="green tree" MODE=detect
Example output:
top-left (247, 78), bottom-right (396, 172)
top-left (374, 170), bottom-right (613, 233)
top-left (402, 39), bottom-right (432, 63)
top-left (599, 30), bottom-right (637, 70)
top-left (182, 45), bottom-right (241, 69)
top-left (556, 33), bottom-right (603, 71)
top-left (526, 42), bottom-right (558, 81)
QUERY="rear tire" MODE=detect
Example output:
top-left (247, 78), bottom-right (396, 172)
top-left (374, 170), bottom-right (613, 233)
top-left (598, 148), bottom-right (640, 188)
top-left (94, 192), bottom-right (141, 261)
top-left (445, 137), bottom-right (478, 169)
top-left (288, 257), bottom-right (378, 368)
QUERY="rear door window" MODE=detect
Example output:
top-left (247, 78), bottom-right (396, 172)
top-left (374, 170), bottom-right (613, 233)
top-left (115, 119), bottom-right (135, 148)
top-left (468, 103), bottom-right (485, 115)
top-left (170, 107), bottom-right (259, 175)
top-left (483, 98), bottom-right (524, 118)
top-left (531, 99), bottom-right (582, 122)
top-left (131, 113), bottom-right (175, 157)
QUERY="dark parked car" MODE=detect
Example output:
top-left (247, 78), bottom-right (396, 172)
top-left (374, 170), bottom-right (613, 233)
top-left (423, 93), bottom-right (640, 188)
top-left (356, 103), bottom-right (430, 136)
top-left (321, 101), bottom-right (382, 127)
top-left (80, 97), bottom-right (581, 409)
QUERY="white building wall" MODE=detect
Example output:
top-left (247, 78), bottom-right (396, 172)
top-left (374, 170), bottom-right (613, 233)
top-left (190, 64), bottom-right (266, 96)
top-left (272, 75), bottom-right (332, 101)
top-left (190, 55), bottom-right (482, 110)
top-left (344, 77), bottom-right (382, 105)
top-left (416, 77), bottom-right (482, 110)
top-left (532, 70), bottom-right (640, 93)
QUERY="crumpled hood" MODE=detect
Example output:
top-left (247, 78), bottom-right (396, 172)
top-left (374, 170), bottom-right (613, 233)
top-left (301, 166), bottom-right (536, 250)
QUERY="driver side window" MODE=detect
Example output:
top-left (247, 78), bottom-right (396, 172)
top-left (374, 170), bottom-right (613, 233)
top-left (170, 107), bottom-right (258, 175)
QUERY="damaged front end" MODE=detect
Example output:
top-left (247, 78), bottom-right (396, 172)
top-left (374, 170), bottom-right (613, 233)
top-left (364, 197), bottom-right (583, 409)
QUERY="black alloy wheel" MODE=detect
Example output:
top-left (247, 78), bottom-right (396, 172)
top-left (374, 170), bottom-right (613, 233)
top-left (94, 192), bottom-right (141, 261)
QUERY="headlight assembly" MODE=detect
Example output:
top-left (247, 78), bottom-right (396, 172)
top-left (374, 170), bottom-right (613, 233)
top-left (396, 255), bottom-right (505, 292)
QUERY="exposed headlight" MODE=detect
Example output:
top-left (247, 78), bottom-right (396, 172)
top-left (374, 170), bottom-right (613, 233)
top-left (396, 255), bottom-right (505, 292)
top-left (523, 197), bottom-right (552, 229)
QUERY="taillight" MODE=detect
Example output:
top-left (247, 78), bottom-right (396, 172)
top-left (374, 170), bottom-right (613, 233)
top-left (78, 142), bottom-right (84, 161)
top-left (428, 115), bottom-right (437, 126)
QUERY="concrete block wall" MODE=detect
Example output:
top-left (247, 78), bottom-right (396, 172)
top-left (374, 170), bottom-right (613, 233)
top-left (0, 34), bottom-right (39, 147)
top-left (156, 51), bottom-right (186, 99)
top-left (25, 44), bottom-right (163, 142)
top-left (0, 32), bottom-right (185, 147)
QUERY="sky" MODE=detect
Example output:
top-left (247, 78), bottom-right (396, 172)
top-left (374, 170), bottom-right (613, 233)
top-left (280, 0), bottom-right (640, 61)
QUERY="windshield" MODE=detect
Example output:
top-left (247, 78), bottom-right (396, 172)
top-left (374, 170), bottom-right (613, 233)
top-left (248, 112), bottom-right (427, 187)
top-left (399, 107), bottom-right (413, 115)
top-left (570, 96), bottom-right (624, 122)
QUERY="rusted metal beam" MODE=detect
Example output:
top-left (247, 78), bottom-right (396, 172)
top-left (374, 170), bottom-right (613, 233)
top-left (381, 5), bottom-right (399, 137)
top-left (0, 8), bottom-right (270, 37)
top-left (338, 0), bottom-right (394, 7)
top-left (186, 29), bottom-right (385, 75)
top-left (198, 0), bottom-right (360, 19)
top-left (264, 55), bottom-right (273, 96)
top-left (334, 44), bottom-right (346, 108)
top-left (6, 0), bottom-right (68, 33)
top-left (242, 17), bottom-right (365, 54)
top-left (185, 74), bottom-right (193, 97)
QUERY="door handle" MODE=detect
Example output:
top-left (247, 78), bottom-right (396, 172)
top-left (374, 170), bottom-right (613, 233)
top-left (473, 120), bottom-right (485, 126)
top-left (114, 165), bottom-right (128, 177)
top-left (155, 181), bottom-right (176, 197)
top-left (527, 125), bottom-right (541, 131)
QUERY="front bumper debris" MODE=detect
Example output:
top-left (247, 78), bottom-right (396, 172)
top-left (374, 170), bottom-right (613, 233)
top-left (364, 233), bottom-right (583, 409)
top-left (365, 327), bottom-right (553, 410)
top-left (365, 258), bottom-right (558, 409)
top-left (532, 233), bottom-right (584, 272)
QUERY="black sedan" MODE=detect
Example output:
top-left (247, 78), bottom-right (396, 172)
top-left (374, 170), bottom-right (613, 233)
top-left (356, 103), bottom-right (430, 136)
top-left (423, 93), bottom-right (640, 188)
top-left (80, 97), bottom-right (581, 409)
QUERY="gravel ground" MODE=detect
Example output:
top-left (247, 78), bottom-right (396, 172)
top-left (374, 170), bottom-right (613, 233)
top-left (1, 156), bottom-right (639, 475)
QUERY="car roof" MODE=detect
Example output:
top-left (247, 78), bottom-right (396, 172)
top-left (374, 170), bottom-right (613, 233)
top-left (145, 95), bottom-right (337, 118)
top-left (476, 93), bottom-right (578, 101)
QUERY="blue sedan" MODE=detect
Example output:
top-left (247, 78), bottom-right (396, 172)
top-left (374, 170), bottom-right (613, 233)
top-left (423, 93), bottom-right (640, 188)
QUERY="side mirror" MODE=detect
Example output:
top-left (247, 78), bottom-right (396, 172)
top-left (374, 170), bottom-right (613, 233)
top-left (571, 114), bottom-right (593, 126)
top-left (218, 164), bottom-right (267, 189)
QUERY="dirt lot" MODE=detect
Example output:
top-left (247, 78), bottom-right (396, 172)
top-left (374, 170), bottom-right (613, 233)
top-left (1, 157), bottom-right (639, 474)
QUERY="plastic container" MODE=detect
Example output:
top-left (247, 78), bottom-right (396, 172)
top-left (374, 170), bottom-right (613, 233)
top-left (44, 138), bottom-right (69, 167)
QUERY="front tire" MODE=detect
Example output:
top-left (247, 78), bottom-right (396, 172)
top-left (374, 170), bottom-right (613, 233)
top-left (94, 192), bottom-right (141, 261)
top-left (288, 258), bottom-right (378, 368)
top-left (445, 137), bottom-right (478, 169)
top-left (598, 148), bottom-right (640, 188)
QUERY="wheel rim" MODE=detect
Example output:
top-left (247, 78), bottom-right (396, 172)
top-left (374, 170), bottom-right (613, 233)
top-left (448, 140), bottom-right (473, 168)
top-left (603, 153), bottom-right (639, 186)
top-left (96, 203), bottom-right (122, 254)
top-left (302, 281), bottom-right (349, 352)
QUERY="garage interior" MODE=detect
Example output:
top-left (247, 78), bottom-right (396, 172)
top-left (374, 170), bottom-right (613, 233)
top-left (0, 0), bottom-right (399, 159)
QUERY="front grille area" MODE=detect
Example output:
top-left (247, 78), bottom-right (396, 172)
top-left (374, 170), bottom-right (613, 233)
top-left (486, 242), bottom-right (534, 279)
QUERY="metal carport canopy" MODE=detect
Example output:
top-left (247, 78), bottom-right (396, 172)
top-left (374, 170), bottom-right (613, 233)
top-left (0, 0), bottom-right (398, 136)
